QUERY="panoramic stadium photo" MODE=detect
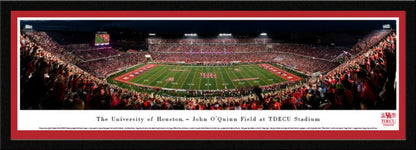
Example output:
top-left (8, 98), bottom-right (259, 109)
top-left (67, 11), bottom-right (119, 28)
top-left (19, 20), bottom-right (397, 110)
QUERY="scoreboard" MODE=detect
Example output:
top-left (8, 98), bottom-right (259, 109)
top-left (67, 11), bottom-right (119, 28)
top-left (94, 32), bottom-right (110, 46)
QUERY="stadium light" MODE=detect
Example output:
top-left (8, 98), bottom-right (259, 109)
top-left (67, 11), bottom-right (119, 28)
top-left (260, 33), bottom-right (267, 36)
top-left (149, 33), bottom-right (156, 36)
top-left (219, 33), bottom-right (232, 37)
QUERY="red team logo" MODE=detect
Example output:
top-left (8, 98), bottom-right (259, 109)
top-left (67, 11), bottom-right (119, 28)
top-left (381, 112), bottom-right (397, 126)
top-left (165, 77), bottom-right (174, 82)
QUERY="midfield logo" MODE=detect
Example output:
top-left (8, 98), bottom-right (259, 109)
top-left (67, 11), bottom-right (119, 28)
top-left (200, 72), bottom-right (217, 78)
top-left (165, 77), bottom-right (174, 82)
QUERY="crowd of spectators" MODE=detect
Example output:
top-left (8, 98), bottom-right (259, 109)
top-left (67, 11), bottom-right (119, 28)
top-left (271, 53), bottom-right (338, 74)
top-left (20, 30), bottom-right (396, 110)
top-left (270, 43), bottom-right (348, 60)
top-left (350, 29), bottom-right (393, 55)
top-left (319, 33), bottom-right (397, 109)
top-left (149, 51), bottom-right (337, 74)
top-left (23, 31), bottom-right (82, 64)
top-left (148, 38), bottom-right (271, 45)
top-left (76, 52), bottom-right (147, 78)
top-left (150, 44), bottom-right (267, 53)
top-left (147, 37), bottom-right (344, 74)
top-left (150, 52), bottom-right (273, 64)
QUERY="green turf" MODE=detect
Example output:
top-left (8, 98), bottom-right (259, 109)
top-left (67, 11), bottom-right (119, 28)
top-left (128, 64), bottom-right (287, 90)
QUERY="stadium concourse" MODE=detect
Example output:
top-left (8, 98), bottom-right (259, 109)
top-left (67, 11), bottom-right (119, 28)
top-left (19, 29), bottom-right (396, 110)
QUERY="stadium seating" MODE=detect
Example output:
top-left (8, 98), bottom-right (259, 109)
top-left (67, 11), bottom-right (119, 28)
top-left (270, 43), bottom-right (348, 60)
top-left (76, 52), bottom-right (147, 78)
top-left (72, 47), bottom-right (119, 61)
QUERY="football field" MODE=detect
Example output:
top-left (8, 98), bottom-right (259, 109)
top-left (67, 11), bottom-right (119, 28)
top-left (116, 64), bottom-right (293, 91)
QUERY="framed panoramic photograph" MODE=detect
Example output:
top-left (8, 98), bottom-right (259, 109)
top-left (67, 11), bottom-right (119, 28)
top-left (1, 1), bottom-right (415, 150)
